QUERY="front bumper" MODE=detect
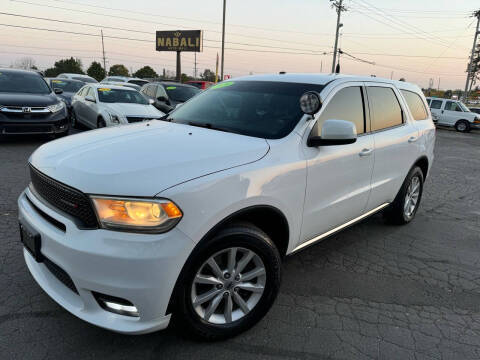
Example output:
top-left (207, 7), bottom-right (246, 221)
top-left (0, 110), bottom-right (69, 135)
top-left (18, 188), bottom-right (195, 334)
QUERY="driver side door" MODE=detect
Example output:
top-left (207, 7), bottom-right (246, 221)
top-left (300, 83), bottom-right (375, 246)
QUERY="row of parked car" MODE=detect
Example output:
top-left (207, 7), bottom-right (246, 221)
top-left (0, 69), bottom-right (207, 137)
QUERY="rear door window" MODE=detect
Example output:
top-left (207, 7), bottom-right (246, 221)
top-left (314, 86), bottom-right (365, 135)
top-left (430, 100), bottom-right (443, 109)
top-left (367, 87), bottom-right (403, 131)
top-left (401, 90), bottom-right (428, 121)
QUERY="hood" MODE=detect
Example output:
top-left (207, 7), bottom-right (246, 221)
top-left (0, 92), bottom-right (58, 107)
top-left (103, 103), bottom-right (162, 117)
top-left (30, 121), bottom-right (269, 196)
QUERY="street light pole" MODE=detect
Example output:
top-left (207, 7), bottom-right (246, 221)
top-left (221, 0), bottom-right (226, 81)
top-left (331, 0), bottom-right (345, 73)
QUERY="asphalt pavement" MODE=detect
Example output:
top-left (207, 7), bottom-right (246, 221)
top-left (1, 127), bottom-right (479, 360)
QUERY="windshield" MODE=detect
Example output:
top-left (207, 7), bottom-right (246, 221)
top-left (50, 79), bottom-right (84, 92)
top-left (97, 88), bottom-right (149, 104)
top-left (164, 85), bottom-right (200, 102)
top-left (459, 102), bottom-right (470, 112)
top-left (0, 72), bottom-right (51, 94)
top-left (168, 81), bottom-right (325, 139)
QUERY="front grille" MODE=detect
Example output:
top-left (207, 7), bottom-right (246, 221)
top-left (43, 257), bottom-right (78, 294)
top-left (29, 165), bottom-right (98, 229)
top-left (3, 124), bottom-right (53, 134)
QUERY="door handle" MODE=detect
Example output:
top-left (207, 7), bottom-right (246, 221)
top-left (359, 148), bottom-right (373, 157)
top-left (408, 136), bottom-right (418, 143)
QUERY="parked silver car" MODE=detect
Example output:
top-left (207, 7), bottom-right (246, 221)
top-left (71, 84), bottom-right (164, 129)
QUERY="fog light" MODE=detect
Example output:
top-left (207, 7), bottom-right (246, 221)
top-left (93, 292), bottom-right (139, 317)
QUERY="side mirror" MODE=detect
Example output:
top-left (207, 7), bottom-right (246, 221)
top-left (308, 119), bottom-right (357, 147)
top-left (85, 95), bottom-right (96, 103)
top-left (157, 96), bottom-right (167, 102)
top-left (53, 88), bottom-right (63, 95)
top-left (148, 98), bottom-right (155, 105)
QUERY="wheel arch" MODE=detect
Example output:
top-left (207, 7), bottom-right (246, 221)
top-left (166, 205), bottom-right (289, 315)
top-left (413, 156), bottom-right (429, 180)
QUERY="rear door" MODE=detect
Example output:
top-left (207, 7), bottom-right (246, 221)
top-left (365, 83), bottom-right (420, 209)
top-left (429, 99), bottom-right (444, 124)
top-left (83, 87), bottom-right (99, 128)
top-left (300, 82), bottom-right (375, 244)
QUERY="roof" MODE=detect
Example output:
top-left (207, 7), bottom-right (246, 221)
top-left (152, 81), bottom-right (197, 88)
top-left (89, 83), bottom-right (136, 90)
top-left (232, 73), bottom-right (422, 92)
top-left (0, 68), bottom-right (42, 75)
top-left (59, 73), bottom-right (94, 78)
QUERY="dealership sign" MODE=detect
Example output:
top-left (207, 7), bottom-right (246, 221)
top-left (156, 30), bottom-right (203, 52)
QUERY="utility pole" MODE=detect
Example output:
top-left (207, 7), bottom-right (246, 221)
top-left (463, 10), bottom-right (480, 102)
top-left (101, 30), bottom-right (107, 75)
top-left (194, 52), bottom-right (197, 79)
top-left (221, 0), bottom-right (226, 81)
top-left (330, 0), bottom-right (346, 73)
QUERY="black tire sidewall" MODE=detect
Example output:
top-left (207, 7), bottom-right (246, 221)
top-left (97, 118), bottom-right (106, 128)
top-left (455, 120), bottom-right (470, 133)
top-left (399, 167), bottom-right (424, 223)
top-left (175, 224), bottom-right (281, 340)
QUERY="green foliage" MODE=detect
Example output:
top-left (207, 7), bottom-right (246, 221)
top-left (43, 57), bottom-right (84, 77)
top-left (200, 69), bottom-right (216, 82)
top-left (87, 61), bottom-right (106, 81)
top-left (133, 66), bottom-right (158, 79)
top-left (108, 64), bottom-right (129, 77)
top-left (181, 73), bottom-right (193, 83)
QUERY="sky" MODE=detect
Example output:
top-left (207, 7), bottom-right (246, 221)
top-left (1, 0), bottom-right (479, 89)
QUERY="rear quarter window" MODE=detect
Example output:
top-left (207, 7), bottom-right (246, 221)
top-left (401, 90), bottom-right (428, 121)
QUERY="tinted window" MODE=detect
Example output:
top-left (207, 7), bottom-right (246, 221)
top-left (314, 86), bottom-right (365, 135)
top-left (167, 81), bottom-right (325, 139)
top-left (50, 79), bottom-right (84, 93)
top-left (0, 72), bottom-right (51, 94)
top-left (430, 99), bottom-right (443, 109)
top-left (401, 90), bottom-right (428, 121)
top-left (445, 101), bottom-right (463, 112)
top-left (74, 77), bottom-right (96, 83)
top-left (97, 88), bottom-right (148, 104)
top-left (368, 87), bottom-right (403, 131)
top-left (187, 82), bottom-right (202, 89)
top-left (164, 85), bottom-right (200, 102)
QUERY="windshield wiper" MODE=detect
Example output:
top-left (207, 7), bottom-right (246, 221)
top-left (187, 122), bottom-right (237, 134)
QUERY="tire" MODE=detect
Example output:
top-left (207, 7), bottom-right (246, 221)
top-left (97, 117), bottom-right (106, 128)
top-left (71, 110), bottom-right (78, 129)
top-left (172, 223), bottom-right (282, 340)
top-left (384, 166), bottom-right (424, 225)
top-left (455, 120), bottom-right (470, 133)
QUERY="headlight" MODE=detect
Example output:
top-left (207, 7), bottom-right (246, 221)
top-left (109, 113), bottom-right (121, 124)
top-left (47, 101), bottom-right (65, 113)
top-left (91, 196), bottom-right (182, 233)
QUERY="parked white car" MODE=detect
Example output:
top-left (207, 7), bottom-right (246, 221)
top-left (426, 97), bottom-right (480, 132)
top-left (57, 73), bottom-right (98, 83)
top-left (101, 76), bottom-right (149, 87)
top-left (19, 74), bottom-right (435, 340)
top-left (71, 84), bottom-right (164, 128)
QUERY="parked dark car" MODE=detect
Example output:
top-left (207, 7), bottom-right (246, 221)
top-left (46, 78), bottom-right (85, 116)
top-left (0, 69), bottom-right (69, 136)
top-left (185, 80), bottom-right (214, 90)
top-left (140, 82), bottom-right (200, 113)
top-left (470, 107), bottom-right (480, 115)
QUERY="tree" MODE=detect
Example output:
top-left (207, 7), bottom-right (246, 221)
top-left (133, 66), bottom-right (158, 79)
top-left (12, 57), bottom-right (37, 70)
top-left (181, 73), bottom-right (193, 83)
top-left (200, 69), bottom-right (216, 82)
top-left (44, 57), bottom-right (84, 77)
top-left (108, 64), bottom-right (129, 77)
top-left (87, 61), bottom-right (106, 81)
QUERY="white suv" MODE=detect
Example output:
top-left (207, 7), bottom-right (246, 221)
top-left (18, 74), bottom-right (435, 340)
top-left (427, 97), bottom-right (480, 132)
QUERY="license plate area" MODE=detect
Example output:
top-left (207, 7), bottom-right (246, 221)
top-left (19, 222), bottom-right (43, 262)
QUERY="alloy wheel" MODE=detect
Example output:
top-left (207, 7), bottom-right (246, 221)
top-left (404, 175), bottom-right (420, 218)
top-left (191, 247), bottom-right (266, 325)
